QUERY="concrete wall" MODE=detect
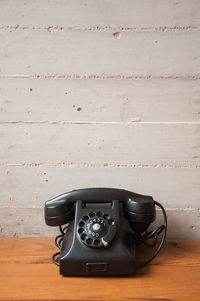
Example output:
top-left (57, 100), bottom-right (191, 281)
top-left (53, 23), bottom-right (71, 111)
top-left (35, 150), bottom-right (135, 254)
top-left (0, 0), bottom-right (199, 239)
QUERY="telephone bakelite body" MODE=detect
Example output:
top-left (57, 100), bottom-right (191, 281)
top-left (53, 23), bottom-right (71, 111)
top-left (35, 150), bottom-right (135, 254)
top-left (45, 188), bottom-right (166, 276)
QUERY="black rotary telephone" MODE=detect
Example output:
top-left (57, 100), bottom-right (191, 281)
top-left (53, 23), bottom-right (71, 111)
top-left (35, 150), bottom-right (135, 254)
top-left (45, 188), bottom-right (167, 276)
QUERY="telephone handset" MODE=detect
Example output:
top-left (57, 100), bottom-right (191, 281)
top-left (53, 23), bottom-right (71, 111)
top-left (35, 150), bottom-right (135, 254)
top-left (45, 188), bottom-right (167, 276)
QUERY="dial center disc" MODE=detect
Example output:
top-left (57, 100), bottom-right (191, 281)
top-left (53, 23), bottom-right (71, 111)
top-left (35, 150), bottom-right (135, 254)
top-left (86, 218), bottom-right (107, 238)
top-left (93, 223), bottom-right (101, 231)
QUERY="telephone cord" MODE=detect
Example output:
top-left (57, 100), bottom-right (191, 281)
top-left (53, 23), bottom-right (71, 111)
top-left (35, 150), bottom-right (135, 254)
top-left (136, 200), bottom-right (167, 268)
top-left (52, 225), bottom-right (68, 266)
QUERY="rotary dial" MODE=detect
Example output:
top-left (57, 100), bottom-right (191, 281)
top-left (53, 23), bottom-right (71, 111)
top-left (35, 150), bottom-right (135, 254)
top-left (77, 211), bottom-right (116, 248)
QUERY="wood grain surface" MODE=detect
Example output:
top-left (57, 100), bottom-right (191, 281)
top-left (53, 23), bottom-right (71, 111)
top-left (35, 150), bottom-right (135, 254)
top-left (0, 238), bottom-right (199, 301)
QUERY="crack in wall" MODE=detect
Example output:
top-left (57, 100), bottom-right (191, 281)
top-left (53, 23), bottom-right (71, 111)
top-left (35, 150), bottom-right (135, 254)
top-left (1, 163), bottom-right (200, 168)
top-left (0, 121), bottom-right (200, 125)
top-left (0, 25), bottom-right (199, 32)
top-left (0, 74), bottom-right (200, 80)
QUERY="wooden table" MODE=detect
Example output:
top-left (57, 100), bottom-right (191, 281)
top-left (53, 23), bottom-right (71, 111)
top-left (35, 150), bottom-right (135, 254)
top-left (0, 238), bottom-right (199, 301)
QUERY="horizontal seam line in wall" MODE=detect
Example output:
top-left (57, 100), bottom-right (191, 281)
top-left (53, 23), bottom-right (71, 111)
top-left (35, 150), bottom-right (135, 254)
top-left (0, 121), bottom-right (200, 125)
top-left (0, 25), bottom-right (200, 32)
top-left (1, 163), bottom-right (200, 168)
top-left (0, 206), bottom-right (199, 211)
top-left (0, 75), bottom-right (200, 80)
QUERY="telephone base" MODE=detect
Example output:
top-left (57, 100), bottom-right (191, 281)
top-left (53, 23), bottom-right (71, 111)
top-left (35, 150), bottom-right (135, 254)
top-left (59, 201), bottom-right (136, 276)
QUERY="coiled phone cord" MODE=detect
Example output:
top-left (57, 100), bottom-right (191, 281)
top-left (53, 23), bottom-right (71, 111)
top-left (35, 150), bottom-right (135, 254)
top-left (52, 200), bottom-right (167, 268)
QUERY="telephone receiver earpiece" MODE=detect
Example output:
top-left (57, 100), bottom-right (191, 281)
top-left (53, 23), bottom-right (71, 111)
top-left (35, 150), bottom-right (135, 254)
top-left (45, 188), bottom-right (156, 233)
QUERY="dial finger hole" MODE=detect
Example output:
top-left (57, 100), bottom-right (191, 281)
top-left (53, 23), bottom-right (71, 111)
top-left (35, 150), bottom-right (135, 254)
top-left (103, 214), bottom-right (110, 220)
top-left (82, 216), bottom-right (89, 221)
top-left (96, 211), bottom-right (102, 217)
top-left (80, 234), bottom-right (87, 240)
top-left (94, 239), bottom-right (100, 246)
top-left (89, 212), bottom-right (95, 218)
top-left (86, 238), bottom-right (93, 244)
top-left (78, 228), bottom-right (84, 234)
top-left (79, 221), bottom-right (85, 227)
